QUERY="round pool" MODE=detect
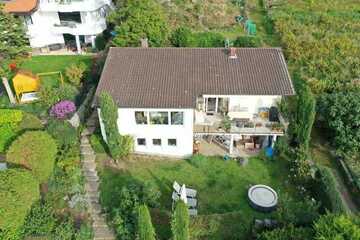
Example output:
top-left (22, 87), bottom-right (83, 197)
top-left (248, 185), bottom-right (278, 212)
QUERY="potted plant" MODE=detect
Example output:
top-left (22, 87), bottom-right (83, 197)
top-left (271, 122), bottom-right (284, 132)
top-left (220, 116), bottom-right (232, 132)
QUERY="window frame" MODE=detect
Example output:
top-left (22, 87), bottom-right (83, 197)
top-left (137, 138), bottom-right (146, 146)
top-left (152, 138), bottom-right (162, 146)
top-left (135, 111), bottom-right (148, 125)
top-left (170, 111), bottom-right (184, 125)
top-left (168, 139), bottom-right (177, 147)
top-left (149, 111), bottom-right (169, 125)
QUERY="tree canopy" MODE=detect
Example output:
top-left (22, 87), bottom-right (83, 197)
top-left (109, 0), bottom-right (169, 47)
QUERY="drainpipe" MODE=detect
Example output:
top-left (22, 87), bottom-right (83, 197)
top-left (75, 35), bottom-right (82, 54)
top-left (2, 77), bottom-right (16, 104)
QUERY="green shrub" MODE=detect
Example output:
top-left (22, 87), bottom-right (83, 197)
top-left (0, 169), bottom-right (40, 240)
top-left (39, 84), bottom-right (79, 109)
top-left (46, 120), bottom-right (78, 148)
top-left (195, 32), bottom-right (225, 47)
top-left (316, 166), bottom-right (348, 214)
top-left (170, 27), bottom-right (225, 47)
top-left (22, 201), bottom-right (56, 237)
top-left (0, 109), bottom-right (23, 124)
top-left (6, 131), bottom-right (57, 183)
top-left (51, 218), bottom-right (75, 240)
top-left (137, 204), bottom-right (156, 240)
top-left (75, 223), bottom-right (93, 240)
top-left (95, 34), bottom-right (106, 51)
top-left (17, 113), bottom-right (43, 131)
top-left (89, 134), bottom-right (106, 153)
top-left (314, 214), bottom-right (360, 240)
top-left (171, 201), bottom-right (189, 240)
top-left (170, 27), bottom-right (193, 47)
top-left (234, 36), bottom-right (262, 47)
top-left (0, 123), bottom-right (17, 153)
top-left (257, 224), bottom-right (314, 240)
top-left (65, 63), bottom-right (87, 86)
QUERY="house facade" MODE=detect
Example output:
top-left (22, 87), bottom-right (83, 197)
top-left (2, 0), bottom-right (112, 53)
top-left (95, 47), bottom-right (295, 157)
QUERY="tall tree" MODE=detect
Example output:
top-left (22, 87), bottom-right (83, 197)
top-left (171, 201), bottom-right (189, 240)
top-left (137, 204), bottom-right (156, 240)
top-left (0, 5), bottom-right (29, 61)
top-left (108, 0), bottom-right (169, 47)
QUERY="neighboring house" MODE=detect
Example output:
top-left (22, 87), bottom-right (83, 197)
top-left (95, 47), bottom-right (295, 157)
top-left (2, 0), bottom-right (112, 53)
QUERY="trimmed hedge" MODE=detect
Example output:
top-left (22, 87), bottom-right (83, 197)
top-left (0, 169), bottom-right (40, 240)
top-left (316, 166), bottom-right (349, 214)
top-left (0, 109), bottom-right (23, 124)
top-left (6, 131), bottom-right (57, 183)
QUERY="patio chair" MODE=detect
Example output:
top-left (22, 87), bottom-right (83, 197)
top-left (172, 192), bottom-right (197, 208)
top-left (173, 181), bottom-right (197, 198)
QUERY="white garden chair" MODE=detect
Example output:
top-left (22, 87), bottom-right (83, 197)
top-left (173, 181), bottom-right (197, 198)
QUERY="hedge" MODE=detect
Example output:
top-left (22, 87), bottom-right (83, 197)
top-left (0, 169), bottom-right (40, 240)
top-left (0, 109), bottom-right (23, 124)
top-left (6, 131), bottom-right (57, 183)
top-left (316, 166), bottom-right (349, 214)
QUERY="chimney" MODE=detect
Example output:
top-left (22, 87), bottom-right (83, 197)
top-left (140, 38), bottom-right (148, 48)
top-left (229, 47), bottom-right (237, 59)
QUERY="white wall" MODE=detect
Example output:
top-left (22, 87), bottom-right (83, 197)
top-left (98, 108), bottom-right (194, 157)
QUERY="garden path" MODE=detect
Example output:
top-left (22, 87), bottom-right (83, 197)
top-left (81, 112), bottom-right (116, 240)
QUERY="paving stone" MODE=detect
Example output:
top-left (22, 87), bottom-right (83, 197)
top-left (83, 161), bottom-right (97, 170)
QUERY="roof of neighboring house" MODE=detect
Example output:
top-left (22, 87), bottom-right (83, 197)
top-left (2, 0), bottom-right (38, 14)
top-left (95, 47), bottom-right (295, 108)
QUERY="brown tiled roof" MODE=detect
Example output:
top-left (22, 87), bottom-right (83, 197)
top-left (2, 0), bottom-right (38, 14)
top-left (95, 47), bottom-right (295, 108)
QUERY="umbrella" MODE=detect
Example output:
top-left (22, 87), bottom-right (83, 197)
top-left (180, 184), bottom-right (187, 204)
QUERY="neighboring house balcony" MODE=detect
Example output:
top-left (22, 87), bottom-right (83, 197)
top-left (39, 0), bottom-right (112, 12)
top-left (52, 19), bottom-right (106, 35)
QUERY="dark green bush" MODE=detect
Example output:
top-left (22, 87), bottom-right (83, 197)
top-left (195, 32), bottom-right (225, 47)
top-left (46, 120), bottom-right (78, 148)
top-left (17, 113), bottom-right (43, 131)
top-left (75, 223), bottom-right (93, 240)
top-left (234, 36), bottom-right (262, 47)
top-left (170, 27), bottom-right (193, 47)
top-left (0, 169), bottom-right (40, 240)
top-left (95, 34), bottom-right (106, 51)
top-left (314, 214), bottom-right (360, 239)
top-left (22, 201), bottom-right (56, 237)
top-left (6, 131), bottom-right (57, 183)
top-left (170, 27), bottom-right (225, 47)
top-left (51, 218), bottom-right (75, 240)
top-left (257, 224), bottom-right (314, 240)
top-left (171, 201), bottom-right (189, 240)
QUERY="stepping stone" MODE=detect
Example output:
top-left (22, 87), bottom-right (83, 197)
top-left (82, 161), bottom-right (97, 170)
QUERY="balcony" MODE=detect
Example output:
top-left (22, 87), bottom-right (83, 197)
top-left (40, 0), bottom-right (112, 12)
top-left (194, 111), bottom-right (286, 136)
top-left (52, 20), bottom-right (106, 35)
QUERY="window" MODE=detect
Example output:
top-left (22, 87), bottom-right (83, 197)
top-left (150, 112), bottom-right (168, 125)
top-left (171, 112), bottom-right (184, 125)
top-left (168, 139), bottom-right (177, 146)
top-left (152, 139), bottom-right (161, 146)
top-left (24, 15), bottom-right (33, 25)
top-left (58, 12), bottom-right (82, 23)
top-left (137, 138), bottom-right (146, 146)
top-left (135, 111), bottom-right (148, 124)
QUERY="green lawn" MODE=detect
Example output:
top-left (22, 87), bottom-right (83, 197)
top-left (99, 155), bottom-right (298, 239)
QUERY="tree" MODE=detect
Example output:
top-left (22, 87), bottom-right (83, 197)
top-left (65, 62), bottom-right (87, 86)
top-left (137, 204), bottom-right (156, 240)
top-left (0, 169), bottom-right (40, 240)
top-left (0, 5), bottom-right (29, 60)
top-left (99, 92), bottom-right (133, 159)
top-left (171, 201), bottom-right (189, 240)
top-left (109, 0), bottom-right (169, 47)
top-left (314, 214), bottom-right (360, 240)
top-left (6, 131), bottom-right (57, 183)
top-left (318, 91), bottom-right (360, 155)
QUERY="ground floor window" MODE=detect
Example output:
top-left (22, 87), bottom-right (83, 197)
top-left (137, 138), bottom-right (146, 146)
top-left (168, 139), bottom-right (177, 146)
top-left (152, 139), bottom-right (162, 146)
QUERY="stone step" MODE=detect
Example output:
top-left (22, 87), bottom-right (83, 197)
top-left (94, 227), bottom-right (116, 240)
top-left (85, 183), bottom-right (99, 193)
top-left (82, 161), bottom-right (97, 171)
top-left (89, 203), bottom-right (102, 214)
top-left (80, 142), bottom-right (91, 148)
top-left (81, 137), bottom-right (90, 144)
top-left (81, 129), bottom-right (92, 136)
top-left (82, 155), bottom-right (96, 162)
top-left (87, 195), bottom-right (99, 204)
top-left (83, 170), bottom-right (98, 177)
top-left (93, 218), bottom-right (108, 227)
top-left (81, 149), bottom-right (95, 155)
top-left (84, 175), bottom-right (99, 182)
top-left (86, 191), bottom-right (100, 199)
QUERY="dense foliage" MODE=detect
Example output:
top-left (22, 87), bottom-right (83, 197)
top-left (39, 84), bottom-right (79, 109)
top-left (137, 204), bottom-right (156, 240)
top-left (171, 201), bottom-right (189, 240)
top-left (0, 6), bottom-right (29, 61)
top-left (65, 63), bottom-right (87, 86)
top-left (6, 131), bottom-right (57, 183)
top-left (47, 120), bottom-right (78, 148)
top-left (170, 27), bottom-right (225, 47)
top-left (109, 0), bottom-right (169, 47)
top-left (0, 169), bottom-right (40, 240)
top-left (233, 36), bottom-right (262, 47)
top-left (318, 91), bottom-right (360, 155)
top-left (99, 92), bottom-right (133, 159)
top-left (257, 224), bottom-right (314, 240)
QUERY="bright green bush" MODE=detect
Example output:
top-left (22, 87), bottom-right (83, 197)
top-left (0, 109), bottom-right (23, 124)
top-left (6, 131), bottom-right (57, 183)
top-left (22, 201), bottom-right (56, 237)
top-left (137, 204), bottom-right (156, 240)
top-left (17, 113), bottom-right (43, 131)
top-left (0, 169), bottom-right (40, 240)
top-left (46, 120), bottom-right (78, 148)
top-left (89, 134), bottom-right (106, 153)
top-left (65, 63), bottom-right (87, 86)
top-left (171, 201), bottom-right (189, 240)
top-left (314, 214), bottom-right (360, 240)
top-left (75, 224), bottom-right (93, 240)
top-left (51, 218), bottom-right (75, 240)
top-left (0, 123), bottom-right (17, 153)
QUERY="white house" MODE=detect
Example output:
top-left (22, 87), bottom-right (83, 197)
top-left (95, 47), bottom-right (295, 157)
top-left (3, 0), bottom-right (112, 54)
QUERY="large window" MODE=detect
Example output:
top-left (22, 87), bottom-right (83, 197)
top-left (171, 112), bottom-right (184, 125)
top-left (135, 111), bottom-right (148, 124)
top-left (58, 12), bottom-right (82, 23)
top-left (168, 139), bottom-right (177, 146)
top-left (152, 139), bottom-right (161, 146)
top-left (150, 112), bottom-right (168, 125)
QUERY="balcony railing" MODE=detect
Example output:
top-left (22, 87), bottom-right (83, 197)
top-left (54, 20), bottom-right (78, 28)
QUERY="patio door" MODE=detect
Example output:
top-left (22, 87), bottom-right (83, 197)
top-left (205, 97), bottom-right (217, 114)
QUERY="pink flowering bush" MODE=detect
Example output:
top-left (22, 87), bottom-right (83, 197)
top-left (50, 100), bottom-right (76, 119)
